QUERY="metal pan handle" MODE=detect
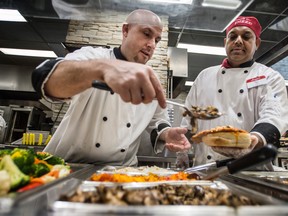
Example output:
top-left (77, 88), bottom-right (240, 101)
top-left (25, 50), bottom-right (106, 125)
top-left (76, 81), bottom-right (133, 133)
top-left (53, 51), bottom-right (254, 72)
top-left (227, 144), bottom-right (277, 174)
top-left (215, 158), bottom-right (234, 168)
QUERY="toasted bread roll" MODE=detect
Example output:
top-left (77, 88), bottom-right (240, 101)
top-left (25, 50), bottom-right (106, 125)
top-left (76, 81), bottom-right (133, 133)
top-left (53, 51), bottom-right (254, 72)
top-left (192, 126), bottom-right (251, 148)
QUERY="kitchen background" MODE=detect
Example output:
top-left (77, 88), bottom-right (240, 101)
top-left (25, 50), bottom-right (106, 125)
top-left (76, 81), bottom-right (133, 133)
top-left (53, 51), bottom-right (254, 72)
top-left (0, 0), bottom-right (287, 167)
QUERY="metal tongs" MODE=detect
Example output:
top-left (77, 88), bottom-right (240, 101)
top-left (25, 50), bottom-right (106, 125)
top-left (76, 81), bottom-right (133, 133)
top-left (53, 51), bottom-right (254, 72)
top-left (184, 158), bottom-right (234, 173)
top-left (92, 81), bottom-right (223, 120)
top-left (189, 144), bottom-right (278, 180)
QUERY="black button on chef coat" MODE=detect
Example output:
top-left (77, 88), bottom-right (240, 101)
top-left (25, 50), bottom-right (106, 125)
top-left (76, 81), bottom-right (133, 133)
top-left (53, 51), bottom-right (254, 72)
top-left (239, 89), bottom-right (244, 93)
top-left (218, 89), bottom-right (222, 93)
top-left (120, 149), bottom-right (125, 152)
top-left (237, 112), bottom-right (242, 117)
top-left (221, 70), bottom-right (225, 74)
top-left (103, 116), bottom-right (108, 121)
top-left (95, 143), bottom-right (101, 148)
top-left (126, 123), bottom-right (131, 128)
top-left (207, 155), bottom-right (212, 160)
top-left (244, 70), bottom-right (248, 74)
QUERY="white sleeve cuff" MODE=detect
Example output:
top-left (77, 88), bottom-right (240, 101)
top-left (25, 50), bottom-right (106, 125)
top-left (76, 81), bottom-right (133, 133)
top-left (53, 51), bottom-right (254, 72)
top-left (250, 131), bottom-right (267, 145)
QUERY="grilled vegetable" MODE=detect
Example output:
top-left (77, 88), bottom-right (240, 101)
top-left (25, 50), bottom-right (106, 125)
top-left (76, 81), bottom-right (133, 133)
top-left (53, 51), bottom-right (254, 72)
top-left (0, 170), bottom-right (11, 195)
top-left (36, 152), bottom-right (65, 165)
top-left (31, 163), bottom-right (51, 178)
top-left (0, 155), bottom-right (30, 190)
top-left (0, 149), bottom-right (12, 159)
top-left (17, 182), bottom-right (43, 193)
top-left (10, 148), bottom-right (35, 175)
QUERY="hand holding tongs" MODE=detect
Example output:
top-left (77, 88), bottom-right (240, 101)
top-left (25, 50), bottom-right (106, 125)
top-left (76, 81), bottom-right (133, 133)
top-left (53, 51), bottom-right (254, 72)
top-left (192, 144), bottom-right (278, 180)
top-left (92, 81), bottom-right (223, 120)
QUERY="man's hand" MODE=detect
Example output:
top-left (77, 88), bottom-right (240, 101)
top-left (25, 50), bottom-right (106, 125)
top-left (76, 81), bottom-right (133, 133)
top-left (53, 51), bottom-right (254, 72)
top-left (102, 60), bottom-right (166, 108)
top-left (160, 127), bottom-right (191, 152)
top-left (212, 134), bottom-right (261, 158)
top-left (45, 59), bottom-right (167, 108)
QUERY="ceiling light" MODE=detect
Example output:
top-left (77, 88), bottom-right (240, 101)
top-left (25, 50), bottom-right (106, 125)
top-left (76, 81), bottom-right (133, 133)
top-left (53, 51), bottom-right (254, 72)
top-left (0, 9), bottom-right (27, 22)
top-left (141, 0), bottom-right (193, 4)
top-left (185, 81), bottom-right (194, 86)
top-left (202, 0), bottom-right (242, 10)
top-left (177, 43), bottom-right (226, 56)
top-left (0, 48), bottom-right (57, 58)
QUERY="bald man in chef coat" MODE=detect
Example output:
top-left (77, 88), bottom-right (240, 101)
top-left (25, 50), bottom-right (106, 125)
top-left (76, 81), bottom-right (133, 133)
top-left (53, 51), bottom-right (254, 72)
top-left (181, 16), bottom-right (288, 170)
top-left (32, 9), bottom-right (190, 166)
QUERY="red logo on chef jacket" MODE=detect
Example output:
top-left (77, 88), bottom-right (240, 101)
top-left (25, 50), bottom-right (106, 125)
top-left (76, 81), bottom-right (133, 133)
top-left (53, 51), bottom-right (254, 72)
top-left (246, 75), bottom-right (267, 89)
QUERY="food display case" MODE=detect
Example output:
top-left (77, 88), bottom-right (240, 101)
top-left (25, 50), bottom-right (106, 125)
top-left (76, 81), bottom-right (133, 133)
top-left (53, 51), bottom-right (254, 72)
top-left (0, 163), bottom-right (95, 215)
top-left (2, 165), bottom-right (288, 216)
top-left (220, 171), bottom-right (288, 202)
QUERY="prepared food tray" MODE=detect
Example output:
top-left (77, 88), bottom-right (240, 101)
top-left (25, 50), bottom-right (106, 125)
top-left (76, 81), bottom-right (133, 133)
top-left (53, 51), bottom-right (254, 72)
top-left (48, 165), bottom-right (285, 215)
top-left (0, 148), bottom-right (94, 213)
top-left (236, 171), bottom-right (288, 190)
top-left (89, 165), bottom-right (201, 183)
top-left (98, 165), bottom-right (178, 175)
top-left (221, 171), bottom-right (288, 202)
top-left (51, 177), bottom-right (285, 215)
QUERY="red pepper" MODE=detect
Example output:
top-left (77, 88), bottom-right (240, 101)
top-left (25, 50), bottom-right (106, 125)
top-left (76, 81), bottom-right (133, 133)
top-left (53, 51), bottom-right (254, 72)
top-left (17, 182), bottom-right (43, 192)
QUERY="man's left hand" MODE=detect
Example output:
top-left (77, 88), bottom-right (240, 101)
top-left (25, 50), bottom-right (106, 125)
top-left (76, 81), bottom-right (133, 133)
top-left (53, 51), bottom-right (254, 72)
top-left (160, 127), bottom-right (191, 152)
top-left (212, 134), bottom-right (261, 158)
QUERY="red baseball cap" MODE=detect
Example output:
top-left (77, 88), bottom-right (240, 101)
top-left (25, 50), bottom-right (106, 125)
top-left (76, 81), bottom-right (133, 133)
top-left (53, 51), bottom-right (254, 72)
top-left (226, 16), bottom-right (262, 38)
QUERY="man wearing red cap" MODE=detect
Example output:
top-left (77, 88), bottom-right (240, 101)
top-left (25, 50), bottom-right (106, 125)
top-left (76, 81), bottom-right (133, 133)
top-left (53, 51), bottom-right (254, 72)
top-left (181, 16), bottom-right (288, 170)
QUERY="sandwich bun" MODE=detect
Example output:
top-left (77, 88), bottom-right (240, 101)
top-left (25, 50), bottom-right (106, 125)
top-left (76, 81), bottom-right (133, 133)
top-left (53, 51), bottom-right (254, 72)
top-left (192, 126), bottom-right (251, 148)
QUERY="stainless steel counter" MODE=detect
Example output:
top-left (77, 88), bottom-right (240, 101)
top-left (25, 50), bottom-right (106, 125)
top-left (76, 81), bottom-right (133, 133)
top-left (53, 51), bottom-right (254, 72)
top-left (1, 166), bottom-right (288, 216)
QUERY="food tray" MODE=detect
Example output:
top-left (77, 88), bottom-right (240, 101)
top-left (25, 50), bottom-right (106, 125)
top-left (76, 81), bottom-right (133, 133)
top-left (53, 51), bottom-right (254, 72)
top-left (81, 179), bottom-right (223, 188)
top-left (236, 171), bottom-right (288, 190)
top-left (50, 177), bottom-right (286, 216)
top-left (0, 163), bottom-right (95, 213)
top-left (220, 171), bottom-right (288, 202)
top-left (97, 165), bottom-right (178, 176)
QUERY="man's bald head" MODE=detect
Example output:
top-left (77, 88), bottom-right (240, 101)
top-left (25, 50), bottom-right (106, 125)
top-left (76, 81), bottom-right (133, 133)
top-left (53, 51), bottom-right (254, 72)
top-left (125, 9), bottom-right (163, 28)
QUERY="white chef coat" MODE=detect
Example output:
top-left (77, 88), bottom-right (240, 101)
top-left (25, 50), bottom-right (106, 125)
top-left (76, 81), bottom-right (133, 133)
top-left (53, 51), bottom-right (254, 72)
top-left (181, 62), bottom-right (288, 169)
top-left (42, 46), bottom-right (170, 166)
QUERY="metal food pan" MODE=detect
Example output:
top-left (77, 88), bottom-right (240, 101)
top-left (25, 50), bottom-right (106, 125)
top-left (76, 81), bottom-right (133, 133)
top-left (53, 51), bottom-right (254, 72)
top-left (240, 171), bottom-right (288, 178)
top-left (220, 172), bottom-right (288, 202)
top-left (236, 171), bottom-right (288, 189)
top-left (0, 163), bottom-right (95, 213)
top-left (97, 165), bottom-right (178, 176)
top-left (80, 179), bottom-right (225, 190)
top-left (50, 178), bottom-right (286, 216)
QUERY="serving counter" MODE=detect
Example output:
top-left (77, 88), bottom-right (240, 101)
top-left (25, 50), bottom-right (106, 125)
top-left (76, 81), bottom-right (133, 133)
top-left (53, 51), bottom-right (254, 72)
top-left (1, 164), bottom-right (288, 216)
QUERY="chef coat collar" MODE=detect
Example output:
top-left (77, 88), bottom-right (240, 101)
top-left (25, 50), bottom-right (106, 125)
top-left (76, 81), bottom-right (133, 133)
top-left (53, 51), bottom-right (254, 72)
top-left (222, 58), bottom-right (255, 69)
top-left (113, 47), bottom-right (128, 61)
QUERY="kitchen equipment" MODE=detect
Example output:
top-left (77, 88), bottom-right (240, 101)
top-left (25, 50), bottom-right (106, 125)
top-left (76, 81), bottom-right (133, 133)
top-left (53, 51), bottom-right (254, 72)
top-left (184, 158), bottom-right (234, 173)
top-left (91, 80), bottom-right (223, 120)
top-left (198, 144), bottom-right (278, 180)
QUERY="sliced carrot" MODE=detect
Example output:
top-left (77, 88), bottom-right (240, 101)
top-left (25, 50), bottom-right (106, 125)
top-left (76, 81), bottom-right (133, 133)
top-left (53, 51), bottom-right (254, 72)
top-left (17, 182), bottom-right (44, 192)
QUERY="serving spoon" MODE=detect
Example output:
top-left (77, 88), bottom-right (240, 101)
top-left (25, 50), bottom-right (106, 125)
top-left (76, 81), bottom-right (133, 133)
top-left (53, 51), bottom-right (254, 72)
top-left (91, 80), bottom-right (223, 120)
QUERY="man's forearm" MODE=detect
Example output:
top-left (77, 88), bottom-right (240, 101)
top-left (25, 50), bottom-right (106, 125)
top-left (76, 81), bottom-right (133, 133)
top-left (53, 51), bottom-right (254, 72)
top-left (44, 60), bottom-right (103, 99)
